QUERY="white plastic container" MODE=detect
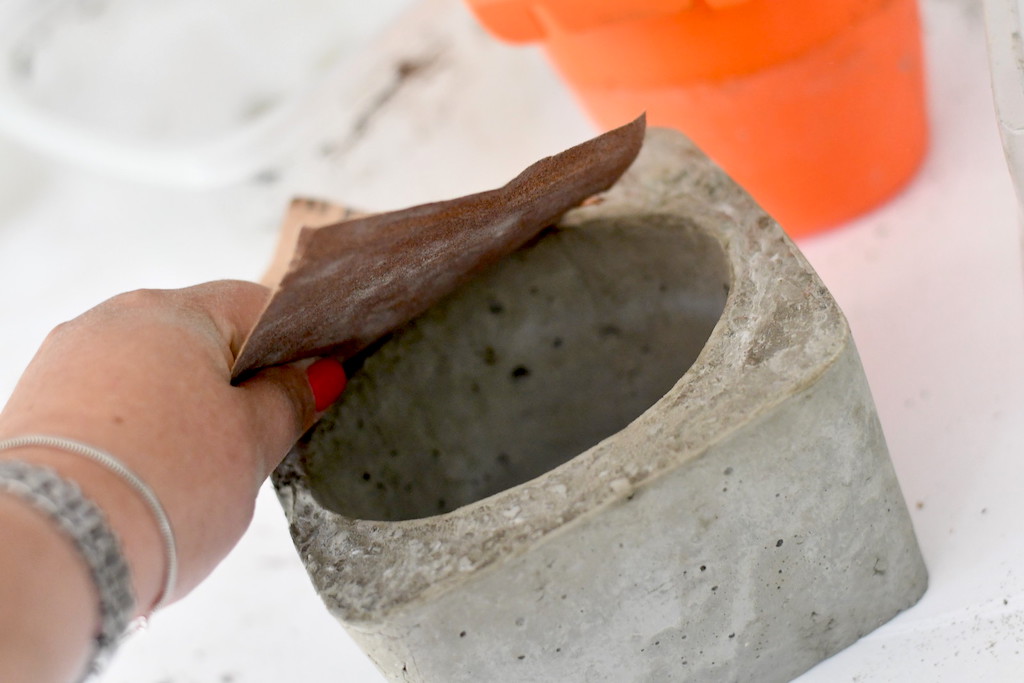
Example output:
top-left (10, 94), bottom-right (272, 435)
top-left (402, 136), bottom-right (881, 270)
top-left (0, 0), bottom-right (413, 187)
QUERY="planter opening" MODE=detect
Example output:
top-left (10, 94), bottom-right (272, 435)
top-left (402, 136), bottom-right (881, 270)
top-left (299, 213), bottom-right (730, 521)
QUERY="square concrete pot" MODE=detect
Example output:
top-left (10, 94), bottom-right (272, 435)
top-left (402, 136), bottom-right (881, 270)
top-left (273, 129), bottom-right (927, 682)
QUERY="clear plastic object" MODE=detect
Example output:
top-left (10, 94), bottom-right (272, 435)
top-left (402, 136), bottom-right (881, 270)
top-left (984, 0), bottom-right (1024, 207)
top-left (0, 0), bottom-right (412, 187)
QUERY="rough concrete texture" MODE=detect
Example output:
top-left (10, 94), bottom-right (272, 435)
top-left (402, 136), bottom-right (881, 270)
top-left (273, 128), bottom-right (928, 682)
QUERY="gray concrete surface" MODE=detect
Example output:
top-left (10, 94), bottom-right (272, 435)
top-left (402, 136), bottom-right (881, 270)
top-left (273, 128), bottom-right (927, 682)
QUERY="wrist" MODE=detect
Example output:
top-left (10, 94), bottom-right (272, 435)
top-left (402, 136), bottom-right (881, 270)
top-left (0, 443), bottom-right (165, 617)
top-left (0, 494), bottom-right (96, 682)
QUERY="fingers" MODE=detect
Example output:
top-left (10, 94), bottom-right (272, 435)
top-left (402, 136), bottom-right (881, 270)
top-left (237, 363), bottom-right (313, 477)
top-left (76, 280), bottom-right (346, 477)
top-left (305, 358), bottom-right (349, 412)
top-left (236, 358), bottom-right (347, 477)
top-left (187, 280), bottom-right (349, 472)
top-left (170, 280), bottom-right (272, 358)
top-left (150, 280), bottom-right (349, 475)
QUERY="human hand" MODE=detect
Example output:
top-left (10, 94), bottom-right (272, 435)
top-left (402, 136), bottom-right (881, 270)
top-left (0, 280), bottom-right (344, 612)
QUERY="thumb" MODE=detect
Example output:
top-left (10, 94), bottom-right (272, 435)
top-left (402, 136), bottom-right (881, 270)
top-left (236, 358), bottom-right (347, 478)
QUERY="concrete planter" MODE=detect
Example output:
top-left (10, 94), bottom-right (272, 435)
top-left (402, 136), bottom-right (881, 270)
top-left (274, 129), bottom-right (927, 682)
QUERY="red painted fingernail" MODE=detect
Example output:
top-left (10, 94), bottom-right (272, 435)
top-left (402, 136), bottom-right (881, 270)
top-left (306, 358), bottom-right (347, 411)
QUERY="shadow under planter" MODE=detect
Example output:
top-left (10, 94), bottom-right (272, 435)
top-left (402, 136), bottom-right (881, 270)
top-left (274, 128), bottom-right (927, 682)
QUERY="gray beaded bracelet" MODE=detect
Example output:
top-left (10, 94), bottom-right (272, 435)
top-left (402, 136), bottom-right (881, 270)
top-left (0, 460), bottom-right (134, 682)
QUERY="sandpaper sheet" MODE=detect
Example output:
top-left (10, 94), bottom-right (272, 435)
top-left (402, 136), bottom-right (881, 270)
top-left (231, 114), bottom-right (645, 381)
top-left (259, 198), bottom-right (363, 289)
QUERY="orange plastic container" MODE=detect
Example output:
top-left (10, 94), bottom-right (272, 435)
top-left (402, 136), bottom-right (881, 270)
top-left (464, 0), bottom-right (928, 237)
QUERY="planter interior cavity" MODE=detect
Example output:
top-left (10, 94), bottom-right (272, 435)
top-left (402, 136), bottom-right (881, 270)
top-left (302, 214), bottom-right (730, 522)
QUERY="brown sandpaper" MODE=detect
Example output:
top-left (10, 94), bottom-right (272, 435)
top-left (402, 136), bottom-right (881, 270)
top-left (259, 198), bottom-right (363, 289)
top-left (231, 114), bottom-right (646, 381)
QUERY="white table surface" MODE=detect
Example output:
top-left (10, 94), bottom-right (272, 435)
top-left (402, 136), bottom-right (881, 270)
top-left (1, 0), bottom-right (1022, 680)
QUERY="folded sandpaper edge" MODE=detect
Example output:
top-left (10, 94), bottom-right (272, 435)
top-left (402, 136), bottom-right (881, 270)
top-left (231, 114), bottom-right (646, 382)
